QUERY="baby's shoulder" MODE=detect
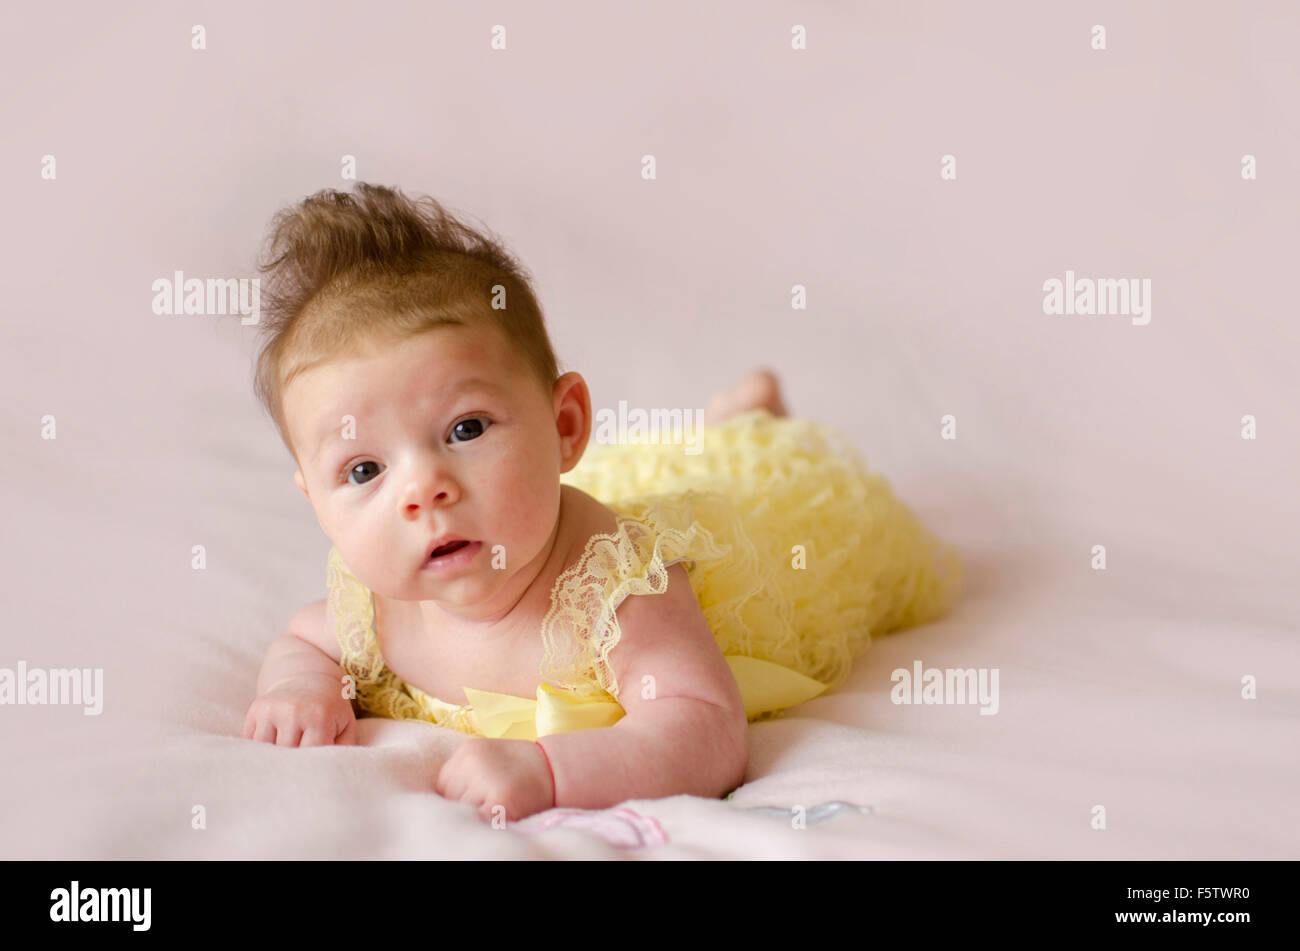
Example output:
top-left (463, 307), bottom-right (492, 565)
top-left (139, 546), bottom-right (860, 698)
top-left (542, 487), bottom-right (723, 701)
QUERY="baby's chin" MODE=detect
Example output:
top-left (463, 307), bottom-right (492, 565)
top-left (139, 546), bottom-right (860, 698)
top-left (371, 570), bottom-right (495, 606)
top-left (340, 562), bottom-right (425, 602)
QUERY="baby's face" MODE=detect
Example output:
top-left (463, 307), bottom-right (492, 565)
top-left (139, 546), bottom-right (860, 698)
top-left (284, 322), bottom-right (587, 619)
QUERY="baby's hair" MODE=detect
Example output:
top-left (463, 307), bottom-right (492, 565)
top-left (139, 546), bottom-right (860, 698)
top-left (251, 182), bottom-right (561, 461)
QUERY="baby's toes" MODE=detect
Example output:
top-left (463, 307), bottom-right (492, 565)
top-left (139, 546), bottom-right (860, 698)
top-left (735, 367), bottom-right (787, 417)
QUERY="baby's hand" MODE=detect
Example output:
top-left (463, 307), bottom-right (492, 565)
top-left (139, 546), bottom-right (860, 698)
top-left (434, 738), bottom-right (555, 823)
top-left (242, 678), bottom-right (358, 747)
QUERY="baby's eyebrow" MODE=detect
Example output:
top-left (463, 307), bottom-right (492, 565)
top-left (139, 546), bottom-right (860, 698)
top-left (308, 377), bottom-right (503, 465)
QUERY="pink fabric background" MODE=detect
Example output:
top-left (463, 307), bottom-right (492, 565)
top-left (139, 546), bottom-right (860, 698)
top-left (2, 1), bottom-right (1296, 858)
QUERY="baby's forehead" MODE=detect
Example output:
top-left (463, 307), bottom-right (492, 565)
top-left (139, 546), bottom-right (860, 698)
top-left (299, 322), bottom-right (506, 385)
top-left (283, 328), bottom-right (521, 434)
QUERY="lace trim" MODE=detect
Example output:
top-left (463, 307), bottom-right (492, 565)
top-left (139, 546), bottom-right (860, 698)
top-left (537, 490), bottom-right (741, 700)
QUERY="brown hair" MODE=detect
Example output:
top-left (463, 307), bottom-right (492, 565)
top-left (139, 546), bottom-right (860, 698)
top-left (251, 183), bottom-right (561, 460)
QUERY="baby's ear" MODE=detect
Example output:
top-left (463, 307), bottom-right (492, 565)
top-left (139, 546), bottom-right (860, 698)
top-left (293, 470), bottom-right (309, 498)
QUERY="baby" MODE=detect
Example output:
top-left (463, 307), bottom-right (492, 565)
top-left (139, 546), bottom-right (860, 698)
top-left (242, 183), bottom-right (962, 825)
top-left (240, 185), bottom-right (789, 822)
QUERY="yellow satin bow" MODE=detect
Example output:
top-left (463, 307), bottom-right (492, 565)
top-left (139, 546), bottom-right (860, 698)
top-left (463, 655), bottom-right (829, 740)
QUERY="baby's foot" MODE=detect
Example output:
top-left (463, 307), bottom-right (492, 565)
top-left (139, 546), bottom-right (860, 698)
top-left (704, 368), bottom-right (788, 424)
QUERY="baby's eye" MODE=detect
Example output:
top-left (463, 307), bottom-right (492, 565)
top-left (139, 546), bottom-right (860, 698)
top-left (450, 416), bottom-right (490, 443)
top-left (346, 461), bottom-right (383, 486)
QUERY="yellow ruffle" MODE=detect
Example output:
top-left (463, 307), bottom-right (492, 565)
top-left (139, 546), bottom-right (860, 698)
top-left (560, 408), bottom-right (963, 695)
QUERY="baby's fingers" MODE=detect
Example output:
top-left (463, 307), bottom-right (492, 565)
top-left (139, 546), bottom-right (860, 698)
top-left (250, 716), bottom-right (277, 744)
top-left (275, 723), bottom-right (304, 747)
top-left (435, 761), bottom-right (466, 802)
top-left (299, 725), bottom-right (332, 747)
top-left (241, 703), bottom-right (267, 741)
top-left (335, 717), bottom-right (359, 746)
top-left (300, 711), bottom-right (352, 746)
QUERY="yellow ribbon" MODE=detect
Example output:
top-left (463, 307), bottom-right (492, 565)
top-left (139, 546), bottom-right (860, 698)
top-left (463, 655), bottom-right (829, 740)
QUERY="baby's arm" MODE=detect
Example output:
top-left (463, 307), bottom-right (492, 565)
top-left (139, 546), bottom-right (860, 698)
top-left (243, 598), bottom-right (359, 746)
top-left (535, 564), bottom-right (749, 808)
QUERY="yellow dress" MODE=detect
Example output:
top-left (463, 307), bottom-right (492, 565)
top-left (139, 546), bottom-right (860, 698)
top-left (326, 408), bottom-right (963, 740)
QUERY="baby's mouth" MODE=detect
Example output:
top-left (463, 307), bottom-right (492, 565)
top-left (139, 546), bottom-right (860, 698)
top-left (422, 538), bottom-right (484, 570)
top-left (431, 540), bottom-right (470, 558)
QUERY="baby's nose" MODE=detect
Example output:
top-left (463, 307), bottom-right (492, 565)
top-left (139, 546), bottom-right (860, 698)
top-left (405, 488), bottom-right (451, 513)
top-left (400, 465), bottom-right (459, 513)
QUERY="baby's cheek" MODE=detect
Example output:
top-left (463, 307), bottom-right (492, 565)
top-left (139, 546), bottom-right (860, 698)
top-left (494, 464), bottom-right (557, 551)
top-left (352, 527), bottom-right (393, 585)
top-left (494, 488), bottom-right (541, 546)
